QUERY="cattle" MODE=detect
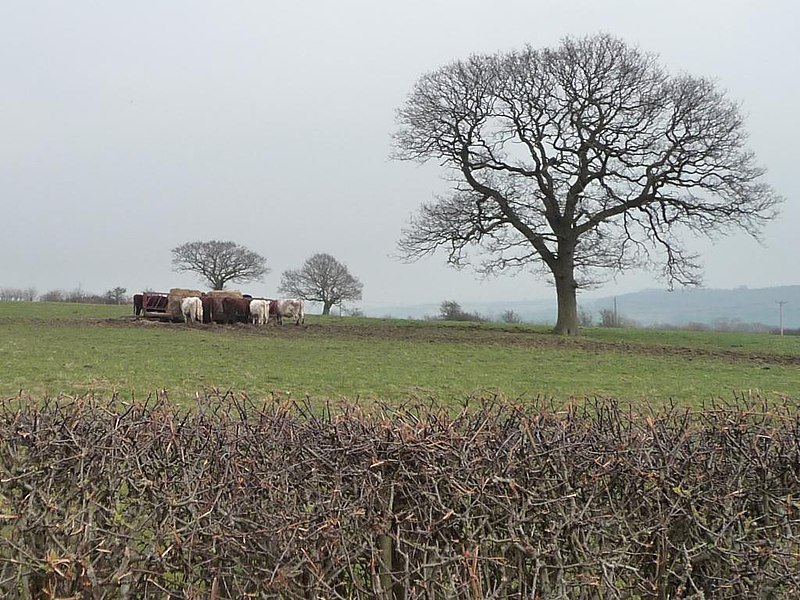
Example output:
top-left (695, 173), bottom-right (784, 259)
top-left (249, 299), bottom-right (268, 325)
top-left (133, 294), bottom-right (143, 316)
top-left (180, 296), bottom-right (203, 324)
top-left (221, 297), bottom-right (251, 324)
top-left (207, 296), bottom-right (227, 323)
top-left (200, 296), bottom-right (214, 324)
top-left (275, 298), bottom-right (305, 325)
top-left (268, 299), bottom-right (279, 324)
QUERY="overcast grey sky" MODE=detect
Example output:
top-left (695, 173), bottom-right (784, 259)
top-left (2, 1), bottom-right (797, 310)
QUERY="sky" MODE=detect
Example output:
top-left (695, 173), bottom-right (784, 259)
top-left (2, 1), bottom-right (798, 311)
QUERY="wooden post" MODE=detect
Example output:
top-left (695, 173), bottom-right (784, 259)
top-left (378, 482), bottom-right (395, 598)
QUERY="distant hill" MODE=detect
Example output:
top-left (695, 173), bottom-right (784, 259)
top-left (582, 286), bottom-right (800, 329)
top-left (362, 285), bottom-right (800, 329)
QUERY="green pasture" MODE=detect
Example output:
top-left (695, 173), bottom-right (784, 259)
top-left (1, 301), bottom-right (799, 408)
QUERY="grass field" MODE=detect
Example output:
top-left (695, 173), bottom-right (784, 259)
top-left (1, 301), bottom-right (799, 408)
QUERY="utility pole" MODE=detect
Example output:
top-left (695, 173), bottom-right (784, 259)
top-left (777, 300), bottom-right (787, 336)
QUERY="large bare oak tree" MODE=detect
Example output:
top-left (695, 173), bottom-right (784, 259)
top-left (393, 34), bottom-right (782, 334)
top-left (171, 240), bottom-right (269, 290)
top-left (279, 253), bottom-right (363, 315)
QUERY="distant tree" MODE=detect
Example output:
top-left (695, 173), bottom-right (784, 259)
top-left (439, 301), bottom-right (462, 320)
top-left (40, 290), bottom-right (64, 302)
top-left (39, 287), bottom-right (107, 304)
top-left (0, 287), bottom-right (36, 301)
top-left (394, 34), bottom-right (782, 336)
top-left (104, 287), bottom-right (128, 305)
top-left (279, 253), bottom-right (363, 315)
top-left (171, 241), bottom-right (269, 290)
top-left (501, 309), bottom-right (522, 324)
top-left (439, 300), bottom-right (485, 322)
top-left (598, 308), bottom-right (638, 328)
top-left (599, 308), bottom-right (620, 328)
top-left (70, 289), bottom-right (105, 304)
top-left (65, 287), bottom-right (87, 303)
top-left (578, 308), bottom-right (595, 328)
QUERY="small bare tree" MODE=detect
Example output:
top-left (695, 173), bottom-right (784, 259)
top-left (104, 287), bottom-right (128, 305)
top-left (438, 300), bottom-right (484, 322)
top-left (279, 253), bottom-right (363, 315)
top-left (599, 308), bottom-right (621, 328)
top-left (393, 34), bottom-right (782, 335)
top-left (578, 308), bottom-right (595, 328)
top-left (40, 290), bottom-right (64, 302)
top-left (501, 309), bottom-right (522, 324)
top-left (171, 241), bottom-right (269, 290)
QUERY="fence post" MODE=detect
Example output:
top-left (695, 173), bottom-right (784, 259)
top-left (378, 481), bottom-right (395, 599)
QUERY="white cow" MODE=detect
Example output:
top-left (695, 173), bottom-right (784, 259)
top-left (249, 299), bottom-right (269, 325)
top-left (181, 296), bottom-right (203, 324)
top-left (276, 298), bottom-right (305, 325)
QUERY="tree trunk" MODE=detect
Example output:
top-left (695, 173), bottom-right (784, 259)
top-left (553, 276), bottom-right (579, 335)
top-left (322, 301), bottom-right (333, 315)
top-left (552, 250), bottom-right (579, 335)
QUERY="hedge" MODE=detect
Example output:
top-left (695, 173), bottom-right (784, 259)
top-left (1, 393), bottom-right (799, 598)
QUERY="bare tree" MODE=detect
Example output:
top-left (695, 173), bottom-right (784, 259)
top-left (171, 240), bottom-right (269, 290)
top-left (438, 300), bottom-right (484, 322)
top-left (393, 34), bottom-right (782, 335)
top-left (599, 308), bottom-right (621, 328)
top-left (439, 300), bottom-right (463, 321)
top-left (40, 289), bottom-right (64, 302)
top-left (0, 287), bottom-right (36, 301)
top-left (279, 253), bottom-right (362, 315)
top-left (104, 287), bottom-right (128, 305)
top-left (578, 308), bottom-right (595, 328)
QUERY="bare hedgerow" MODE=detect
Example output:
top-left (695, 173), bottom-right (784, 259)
top-left (0, 287), bottom-right (37, 301)
top-left (1, 393), bottom-right (799, 598)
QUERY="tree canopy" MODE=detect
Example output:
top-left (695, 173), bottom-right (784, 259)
top-left (279, 253), bottom-right (363, 315)
top-left (171, 241), bottom-right (269, 290)
top-left (393, 34), bottom-right (782, 334)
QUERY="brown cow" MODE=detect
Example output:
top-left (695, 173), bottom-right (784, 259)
top-left (268, 299), bottom-right (279, 324)
top-left (200, 295), bottom-right (214, 324)
top-left (221, 297), bottom-right (251, 324)
top-left (133, 294), bottom-right (143, 316)
top-left (208, 296), bottom-right (226, 323)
